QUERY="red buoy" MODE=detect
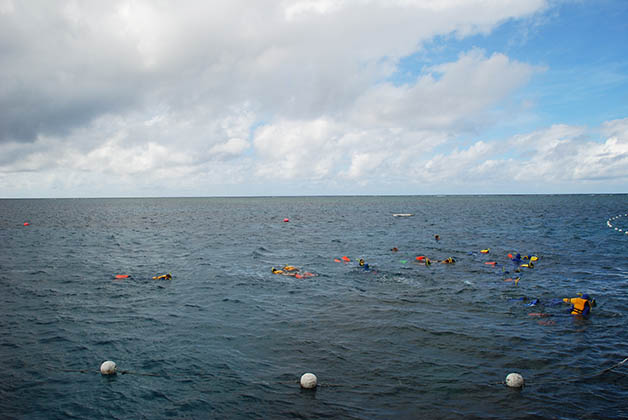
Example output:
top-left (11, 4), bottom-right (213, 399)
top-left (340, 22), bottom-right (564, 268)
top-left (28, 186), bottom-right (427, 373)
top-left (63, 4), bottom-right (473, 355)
top-left (283, 218), bottom-right (290, 222)
top-left (23, 222), bottom-right (30, 226)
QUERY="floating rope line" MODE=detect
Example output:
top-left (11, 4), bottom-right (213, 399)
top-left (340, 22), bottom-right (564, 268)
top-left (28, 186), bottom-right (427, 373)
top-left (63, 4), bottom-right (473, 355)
top-left (607, 213), bottom-right (628, 235)
top-left (529, 357), bottom-right (628, 386)
top-left (52, 356), bottom-right (628, 391)
top-left (494, 357), bottom-right (628, 387)
top-left (55, 367), bottom-right (165, 377)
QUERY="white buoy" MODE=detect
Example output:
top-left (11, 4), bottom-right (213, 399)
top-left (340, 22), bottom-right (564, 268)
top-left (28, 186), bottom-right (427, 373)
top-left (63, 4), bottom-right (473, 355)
top-left (100, 360), bottom-right (117, 375)
top-left (505, 372), bottom-right (524, 388)
top-left (300, 372), bottom-right (317, 389)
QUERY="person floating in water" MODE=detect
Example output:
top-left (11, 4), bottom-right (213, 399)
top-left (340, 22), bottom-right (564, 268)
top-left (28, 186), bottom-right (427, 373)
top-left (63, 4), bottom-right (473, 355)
top-left (438, 257), bottom-right (455, 264)
top-left (358, 258), bottom-right (371, 271)
top-left (391, 247), bottom-right (399, 252)
top-left (272, 266), bottom-right (298, 276)
top-left (434, 234), bottom-right (440, 241)
top-left (563, 294), bottom-right (595, 316)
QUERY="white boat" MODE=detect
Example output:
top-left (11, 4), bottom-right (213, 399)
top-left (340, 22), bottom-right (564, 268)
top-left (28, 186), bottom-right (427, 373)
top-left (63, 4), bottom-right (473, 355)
top-left (392, 213), bottom-right (414, 217)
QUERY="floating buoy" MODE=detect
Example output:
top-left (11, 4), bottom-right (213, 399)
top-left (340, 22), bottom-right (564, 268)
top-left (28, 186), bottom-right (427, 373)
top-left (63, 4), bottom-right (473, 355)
top-left (23, 222), bottom-right (30, 226)
top-left (114, 274), bottom-right (130, 279)
top-left (485, 261), bottom-right (497, 266)
top-left (100, 360), bottom-right (117, 375)
top-left (341, 256), bottom-right (350, 262)
top-left (416, 256), bottom-right (425, 261)
top-left (505, 372), bottom-right (524, 388)
top-left (334, 258), bottom-right (341, 263)
top-left (300, 372), bottom-right (317, 389)
top-left (480, 249), bottom-right (490, 254)
top-left (283, 218), bottom-right (289, 222)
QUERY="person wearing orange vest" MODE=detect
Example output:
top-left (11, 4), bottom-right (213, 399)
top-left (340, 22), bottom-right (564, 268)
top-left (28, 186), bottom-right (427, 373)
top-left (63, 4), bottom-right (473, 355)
top-left (563, 294), bottom-right (595, 316)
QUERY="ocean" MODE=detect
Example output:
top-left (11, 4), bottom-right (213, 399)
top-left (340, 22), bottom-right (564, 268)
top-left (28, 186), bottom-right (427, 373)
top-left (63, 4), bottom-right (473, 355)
top-left (1, 195), bottom-right (627, 419)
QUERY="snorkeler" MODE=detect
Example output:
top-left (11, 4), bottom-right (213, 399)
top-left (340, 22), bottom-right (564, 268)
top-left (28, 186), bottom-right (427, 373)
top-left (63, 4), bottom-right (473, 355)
top-left (563, 294), bottom-right (595, 316)
top-left (272, 266), bottom-right (301, 277)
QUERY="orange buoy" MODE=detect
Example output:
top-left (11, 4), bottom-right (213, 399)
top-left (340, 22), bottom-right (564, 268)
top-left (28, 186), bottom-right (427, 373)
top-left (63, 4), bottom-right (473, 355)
top-left (485, 261), bottom-right (497, 266)
top-left (416, 256), bottom-right (425, 261)
top-left (23, 222), bottom-right (30, 226)
top-left (341, 256), bottom-right (350, 262)
top-left (334, 258), bottom-right (341, 263)
top-left (114, 274), bottom-right (130, 279)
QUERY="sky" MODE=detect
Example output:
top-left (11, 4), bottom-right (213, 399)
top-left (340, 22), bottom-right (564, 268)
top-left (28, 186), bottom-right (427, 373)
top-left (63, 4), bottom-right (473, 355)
top-left (0, 0), bottom-right (627, 198)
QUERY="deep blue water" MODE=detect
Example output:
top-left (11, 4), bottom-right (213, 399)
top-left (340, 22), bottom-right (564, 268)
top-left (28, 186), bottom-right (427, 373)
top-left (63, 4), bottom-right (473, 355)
top-left (1, 195), bottom-right (627, 419)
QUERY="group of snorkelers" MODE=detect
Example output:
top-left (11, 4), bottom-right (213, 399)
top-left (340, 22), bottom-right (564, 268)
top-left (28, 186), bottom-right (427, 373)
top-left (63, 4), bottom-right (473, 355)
top-left (272, 235), bottom-right (596, 317)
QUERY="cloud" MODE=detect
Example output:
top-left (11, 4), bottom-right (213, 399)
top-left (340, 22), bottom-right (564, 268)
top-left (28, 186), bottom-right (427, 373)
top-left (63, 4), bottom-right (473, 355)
top-left (350, 49), bottom-right (539, 131)
top-left (4, 0), bottom-right (624, 197)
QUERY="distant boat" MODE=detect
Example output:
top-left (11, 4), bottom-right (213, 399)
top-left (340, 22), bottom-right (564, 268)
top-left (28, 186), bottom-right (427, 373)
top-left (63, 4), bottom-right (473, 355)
top-left (392, 213), bottom-right (414, 217)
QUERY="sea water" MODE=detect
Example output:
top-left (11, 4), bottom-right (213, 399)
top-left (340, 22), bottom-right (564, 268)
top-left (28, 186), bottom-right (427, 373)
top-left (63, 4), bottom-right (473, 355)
top-left (0, 195), bottom-right (627, 419)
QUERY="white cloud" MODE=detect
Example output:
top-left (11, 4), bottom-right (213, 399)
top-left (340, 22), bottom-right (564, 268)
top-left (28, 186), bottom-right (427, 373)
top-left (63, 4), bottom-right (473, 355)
top-left (350, 49), bottom-right (539, 130)
top-left (2, 0), bottom-right (625, 197)
top-left (209, 138), bottom-right (250, 157)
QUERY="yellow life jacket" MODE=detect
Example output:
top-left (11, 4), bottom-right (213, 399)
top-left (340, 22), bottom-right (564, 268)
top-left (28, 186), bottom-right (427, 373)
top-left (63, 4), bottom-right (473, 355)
top-left (283, 266), bottom-right (298, 272)
top-left (564, 297), bottom-right (590, 315)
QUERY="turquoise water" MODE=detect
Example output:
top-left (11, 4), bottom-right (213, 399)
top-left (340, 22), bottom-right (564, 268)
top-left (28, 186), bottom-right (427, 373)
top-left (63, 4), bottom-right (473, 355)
top-left (1, 195), bottom-right (627, 419)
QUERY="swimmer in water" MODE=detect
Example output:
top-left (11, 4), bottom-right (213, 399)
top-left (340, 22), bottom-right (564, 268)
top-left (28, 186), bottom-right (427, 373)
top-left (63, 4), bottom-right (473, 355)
top-left (563, 294), bottom-right (595, 316)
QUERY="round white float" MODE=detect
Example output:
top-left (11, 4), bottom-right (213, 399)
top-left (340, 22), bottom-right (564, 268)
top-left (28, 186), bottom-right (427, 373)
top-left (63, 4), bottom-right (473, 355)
top-left (505, 372), bottom-right (524, 388)
top-left (100, 360), bottom-right (117, 375)
top-left (300, 372), bottom-right (317, 389)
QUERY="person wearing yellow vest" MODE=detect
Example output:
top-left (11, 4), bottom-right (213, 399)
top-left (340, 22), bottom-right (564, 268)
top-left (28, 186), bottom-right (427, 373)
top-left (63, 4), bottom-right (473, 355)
top-left (563, 294), bottom-right (595, 316)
